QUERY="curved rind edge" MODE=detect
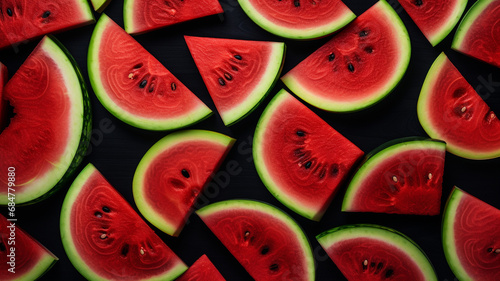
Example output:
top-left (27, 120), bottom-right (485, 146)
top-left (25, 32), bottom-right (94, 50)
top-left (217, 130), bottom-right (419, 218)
top-left (427, 0), bottom-right (468, 46)
top-left (451, 0), bottom-right (494, 51)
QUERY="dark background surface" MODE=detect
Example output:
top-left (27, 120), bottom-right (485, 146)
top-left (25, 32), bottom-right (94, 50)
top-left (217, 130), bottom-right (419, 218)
top-left (1, 0), bottom-right (500, 280)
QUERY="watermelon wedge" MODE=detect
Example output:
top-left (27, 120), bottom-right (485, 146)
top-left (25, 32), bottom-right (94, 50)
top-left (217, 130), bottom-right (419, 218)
top-left (90, 0), bottom-right (112, 13)
top-left (185, 36), bottom-right (285, 126)
top-left (0, 0), bottom-right (95, 49)
top-left (0, 62), bottom-right (8, 130)
top-left (60, 163), bottom-right (187, 281)
top-left (417, 52), bottom-right (500, 160)
top-left (88, 14), bottom-right (212, 131)
top-left (342, 137), bottom-right (446, 216)
top-left (133, 130), bottom-right (235, 237)
top-left (197, 199), bottom-right (315, 281)
top-left (176, 255), bottom-right (226, 281)
top-left (398, 0), bottom-right (468, 46)
top-left (0, 35), bottom-right (91, 205)
top-left (237, 0), bottom-right (355, 40)
top-left (0, 214), bottom-right (58, 280)
top-left (452, 0), bottom-right (500, 68)
top-left (124, 0), bottom-right (224, 35)
top-left (281, 0), bottom-right (411, 112)
top-left (317, 224), bottom-right (438, 281)
top-left (442, 187), bottom-right (500, 280)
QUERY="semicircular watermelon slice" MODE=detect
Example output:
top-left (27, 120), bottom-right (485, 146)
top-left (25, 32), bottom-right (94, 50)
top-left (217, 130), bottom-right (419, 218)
top-left (442, 186), bottom-right (500, 280)
top-left (451, 0), bottom-right (500, 68)
top-left (317, 224), bottom-right (438, 281)
top-left (254, 89), bottom-right (364, 221)
top-left (196, 199), bottom-right (315, 281)
top-left (185, 36), bottom-right (285, 126)
top-left (342, 137), bottom-right (446, 216)
top-left (0, 35), bottom-right (91, 205)
top-left (237, 0), bottom-right (355, 40)
top-left (60, 163), bottom-right (187, 281)
top-left (281, 0), bottom-right (411, 112)
top-left (88, 14), bottom-right (212, 131)
top-left (417, 52), bottom-right (500, 160)
top-left (133, 130), bottom-right (235, 237)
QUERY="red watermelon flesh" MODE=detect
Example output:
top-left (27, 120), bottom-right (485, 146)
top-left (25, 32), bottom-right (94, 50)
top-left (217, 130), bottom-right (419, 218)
top-left (0, 63), bottom-right (8, 130)
top-left (0, 0), bottom-right (94, 49)
top-left (176, 255), bottom-right (226, 281)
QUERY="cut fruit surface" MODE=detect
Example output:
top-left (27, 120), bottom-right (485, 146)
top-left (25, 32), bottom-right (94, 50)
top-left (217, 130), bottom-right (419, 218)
top-left (185, 36), bottom-right (285, 126)
top-left (176, 255), bottom-right (226, 281)
top-left (88, 14), bottom-right (212, 131)
top-left (0, 62), bottom-right (8, 130)
top-left (254, 89), bottom-right (363, 221)
top-left (417, 52), bottom-right (500, 160)
top-left (342, 137), bottom-right (446, 215)
top-left (60, 163), bottom-right (187, 281)
top-left (133, 130), bottom-right (235, 237)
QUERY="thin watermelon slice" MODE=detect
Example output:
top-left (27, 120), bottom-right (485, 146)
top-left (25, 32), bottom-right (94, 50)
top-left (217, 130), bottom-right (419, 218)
top-left (281, 0), bottom-right (411, 112)
top-left (90, 0), bottom-right (112, 13)
top-left (451, 0), bottom-right (500, 68)
top-left (442, 187), bottom-right (500, 280)
top-left (417, 52), bottom-right (500, 160)
top-left (237, 0), bottom-right (355, 40)
top-left (133, 130), bottom-right (235, 237)
top-left (398, 0), bottom-right (468, 46)
top-left (197, 199), bottom-right (315, 281)
top-left (0, 0), bottom-right (94, 49)
top-left (317, 224), bottom-right (438, 281)
top-left (0, 214), bottom-right (58, 280)
top-left (176, 255), bottom-right (226, 281)
top-left (342, 137), bottom-right (446, 216)
top-left (0, 62), bottom-right (8, 130)
top-left (0, 35), bottom-right (91, 205)
top-left (254, 89), bottom-right (364, 221)
top-left (124, 0), bottom-right (224, 35)
top-left (88, 14), bottom-right (212, 131)
top-left (185, 36), bottom-right (285, 126)
top-left (60, 163), bottom-right (187, 281)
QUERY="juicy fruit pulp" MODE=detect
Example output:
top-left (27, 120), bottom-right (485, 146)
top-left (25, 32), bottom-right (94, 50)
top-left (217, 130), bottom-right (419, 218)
top-left (317, 224), bottom-right (438, 281)
top-left (185, 36), bottom-right (285, 126)
top-left (342, 138), bottom-right (446, 215)
top-left (0, 63), bottom-right (7, 130)
top-left (88, 14), bottom-right (212, 131)
top-left (254, 89), bottom-right (363, 221)
top-left (452, 0), bottom-right (500, 68)
top-left (0, 0), bottom-right (94, 49)
top-left (176, 255), bottom-right (226, 281)
top-left (417, 52), bottom-right (500, 159)
top-left (124, 0), bottom-right (223, 35)
top-left (60, 163), bottom-right (187, 281)
top-left (133, 130), bottom-right (235, 237)
top-left (281, 0), bottom-right (411, 112)
top-left (442, 187), bottom-right (500, 280)
top-left (197, 200), bottom-right (315, 281)
top-left (237, 0), bottom-right (355, 40)
top-left (0, 36), bottom-right (90, 205)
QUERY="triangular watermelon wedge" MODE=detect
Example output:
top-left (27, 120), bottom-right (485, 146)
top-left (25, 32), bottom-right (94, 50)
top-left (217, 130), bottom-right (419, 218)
top-left (185, 36), bottom-right (285, 126)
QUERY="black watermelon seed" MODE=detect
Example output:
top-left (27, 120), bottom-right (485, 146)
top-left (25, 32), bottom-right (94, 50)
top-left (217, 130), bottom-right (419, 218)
top-left (328, 53), bottom-right (335, 61)
top-left (304, 161), bottom-right (312, 169)
top-left (234, 55), bottom-right (242, 60)
top-left (414, 0), bottom-right (423, 6)
top-left (42, 11), bottom-right (51, 18)
top-left (348, 63), bottom-right (355, 72)
top-left (224, 72), bottom-right (233, 81)
top-left (231, 66), bottom-right (239, 71)
top-left (294, 0), bottom-right (300, 7)
top-left (330, 164), bottom-right (339, 177)
top-left (371, 262), bottom-right (376, 267)
top-left (365, 46), bottom-right (373, 54)
top-left (296, 130), bottom-right (305, 137)
top-left (270, 263), bottom-right (279, 271)
top-left (261, 246), bottom-right (270, 255)
top-left (94, 211), bottom-right (103, 218)
top-left (181, 169), bottom-right (190, 178)
top-left (359, 30), bottom-right (369, 37)
top-left (218, 78), bottom-right (226, 86)
top-left (102, 206), bottom-right (110, 213)
top-left (377, 262), bottom-right (384, 270)
top-left (0, 242), bottom-right (6, 251)
top-left (139, 80), bottom-right (147, 88)
top-left (488, 248), bottom-right (493, 252)
top-left (385, 269), bottom-right (394, 278)
top-left (171, 82), bottom-right (177, 91)
top-left (6, 8), bottom-right (12, 17)
top-left (121, 244), bottom-right (129, 257)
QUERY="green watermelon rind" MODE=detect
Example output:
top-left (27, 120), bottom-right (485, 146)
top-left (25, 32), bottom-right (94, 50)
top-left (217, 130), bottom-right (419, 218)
top-left (196, 199), bottom-right (315, 281)
top-left (237, 0), bottom-right (356, 40)
top-left (90, 0), bottom-right (112, 13)
top-left (342, 137), bottom-right (446, 212)
top-left (316, 224), bottom-right (438, 281)
top-left (123, 0), bottom-right (137, 33)
top-left (133, 130), bottom-right (236, 237)
top-left (88, 14), bottom-right (213, 131)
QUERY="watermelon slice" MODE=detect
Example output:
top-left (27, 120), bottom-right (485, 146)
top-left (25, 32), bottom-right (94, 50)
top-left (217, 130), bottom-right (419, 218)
top-left (133, 130), bottom-right (235, 237)
top-left (60, 163), bottom-right (188, 280)
top-left (442, 187), bottom-right (500, 280)
top-left (0, 62), bottom-right (8, 130)
top-left (0, 35), bottom-right (91, 205)
top-left (237, 0), bottom-right (355, 40)
top-left (342, 137), bottom-right (446, 216)
top-left (90, 0), bottom-right (112, 13)
top-left (176, 255), bottom-right (226, 281)
top-left (417, 52), bottom-right (500, 160)
top-left (451, 0), bottom-right (500, 68)
top-left (0, 0), bottom-right (94, 49)
top-left (124, 0), bottom-right (224, 35)
top-left (281, 0), bottom-right (411, 112)
top-left (185, 36), bottom-right (285, 126)
top-left (0, 214), bottom-right (58, 280)
top-left (398, 0), bottom-right (468, 46)
top-left (197, 199), bottom-right (315, 281)
top-left (254, 89), bottom-right (364, 221)
top-left (317, 224), bottom-right (438, 281)
top-left (88, 14), bottom-right (212, 131)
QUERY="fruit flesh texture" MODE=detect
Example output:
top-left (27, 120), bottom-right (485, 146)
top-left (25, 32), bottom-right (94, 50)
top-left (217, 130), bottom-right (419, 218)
top-left (176, 255), bottom-right (226, 281)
